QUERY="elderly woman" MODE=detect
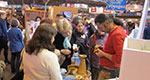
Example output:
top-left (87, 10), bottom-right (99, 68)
top-left (8, 19), bottom-right (24, 73)
top-left (54, 18), bottom-right (76, 69)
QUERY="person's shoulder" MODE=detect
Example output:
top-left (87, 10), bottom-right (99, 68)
top-left (16, 28), bottom-right (22, 32)
top-left (0, 19), bottom-right (4, 24)
top-left (146, 26), bottom-right (150, 30)
top-left (113, 26), bottom-right (126, 34)
top-left (55, 32), bottom-right (63, 38)
top-left (10, 27), bottom-right (21, 32)
top-left (111, 27), bottom-right (126, 38)
top-left (40, 49), bottom-right (57, 59)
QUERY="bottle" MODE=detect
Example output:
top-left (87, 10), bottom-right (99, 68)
top-left (71, 52), bottom-right (80, 65)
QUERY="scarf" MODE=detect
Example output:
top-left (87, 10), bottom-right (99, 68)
top-left (63, 37), bottom-right (71, 49)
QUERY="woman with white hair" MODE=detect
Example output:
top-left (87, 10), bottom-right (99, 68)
top-left (8, 19), bottom-right (24, 73)
top-left (54, 18), bottom-right (76, 69)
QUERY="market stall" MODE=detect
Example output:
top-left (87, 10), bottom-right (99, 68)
top-left (48, 6), bottom-right (78, 22)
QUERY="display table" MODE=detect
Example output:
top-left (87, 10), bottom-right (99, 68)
top-left (60, 54), bottom-right (91, 80)
top-left (60, 69), bottom-right (76, 80)
top-left (62, 75), bottom-right (76, 80)
top-left (107, 78), bottom-right (119, 80)
top-left (60, 69), bottom-right (91, 80)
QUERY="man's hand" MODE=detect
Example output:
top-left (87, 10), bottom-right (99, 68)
top-left (95, 44), bottom-right (103, 50)
top-left (94, 48), bottom-right (104, 57)
top-left (94, 47), bottom-right (112, 61)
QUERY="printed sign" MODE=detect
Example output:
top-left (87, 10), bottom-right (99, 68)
top-left (106, 0), bottom-right (126, 10)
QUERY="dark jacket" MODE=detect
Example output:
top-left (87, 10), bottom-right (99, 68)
top-left (54, 32), bottom-right (75, 69)
top-left (0, 18), bottom-right (8, 37)
top-left (73, 28), bottom-right (89, 55)
top-left (144, 26), bottom-right (150, 39)
top-left (84, 23), bottom-right (96, 38)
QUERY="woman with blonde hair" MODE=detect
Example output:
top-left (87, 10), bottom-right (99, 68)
top-left (54, 18), bottom-right (76, 69)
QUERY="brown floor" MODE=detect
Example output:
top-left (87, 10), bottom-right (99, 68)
top-left (0, 49), bottom-right (16, 80)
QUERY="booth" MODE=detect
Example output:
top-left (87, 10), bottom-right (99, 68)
top-left (25, 9), bottom-right (48, 25)
top-left (48, 6), bottom-right (78, 22)
top-left (119, 38), bottom-right (150, 80)
top-left (24, 9), bottom-right (48, 42)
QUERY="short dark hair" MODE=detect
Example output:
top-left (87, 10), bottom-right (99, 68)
top-left (11, 19), bottom-right (19, 27)
top-left (25, 24), bottom-right (57, 55)
top-left (113, 18), bottom-right (123, 26)
top-left (95, 13), bottom-right (113, 24)
top-left (72, 16), bottom-right (80, 25)
top-left (35, 16), bottom-right (41, 21)
top-left (76, 20), bottom-right (84, 26)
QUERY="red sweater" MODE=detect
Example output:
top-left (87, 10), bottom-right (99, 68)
top-left (100, 26), bottom-right (127, 69)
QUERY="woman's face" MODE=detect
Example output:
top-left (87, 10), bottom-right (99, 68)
top-left (36, 18), bottom-right (41, 22)
top-left (1, 13), bottom-right (6, 19)
top-left (62, 30), bottom-right (71, 37)
top-left (76, 22), bottom-right (84, 32)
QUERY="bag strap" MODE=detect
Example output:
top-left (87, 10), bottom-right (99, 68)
top-left (90, 34), bottom-right (96, 54)
top-left (93, 34), bottom-right (96, 45)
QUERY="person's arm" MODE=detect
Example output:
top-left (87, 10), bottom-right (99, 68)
top-left (54, 49), bottom-right (61, 56)
top-left (96, 34), bottom-right (125, 65)
top-left (95, 49), bottom-right (112, 61)
top-left (46, 53), bottom-right (62, 80)
top-left (7, 30), bottom-right (10, 41)
top-left (60, 49), bottom-right (71, 55)
top-left (18, 29), bottom-right (23, 41)
top-left (2, 20), bottom-right (8, 37)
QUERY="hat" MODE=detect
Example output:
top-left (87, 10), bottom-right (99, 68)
top-left (0, 10), bottom-right (6, 14)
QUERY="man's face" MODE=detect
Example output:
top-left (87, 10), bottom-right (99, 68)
top-left (1, 13), bottom-right (6, 19)
top-left (96, 21), bottom-right (111, 33)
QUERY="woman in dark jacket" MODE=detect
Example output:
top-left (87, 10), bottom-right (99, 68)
top-left (73, 20), bottom-right (89, 55)
top-left (54, 18), bottom-right (75, 69)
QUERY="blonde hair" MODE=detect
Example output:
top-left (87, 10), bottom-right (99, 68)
top-left (56, 18), bottom-right (72, 34)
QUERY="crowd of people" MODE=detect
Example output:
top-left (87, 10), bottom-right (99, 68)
top-left (0, 9), bottom-right (150, 80)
